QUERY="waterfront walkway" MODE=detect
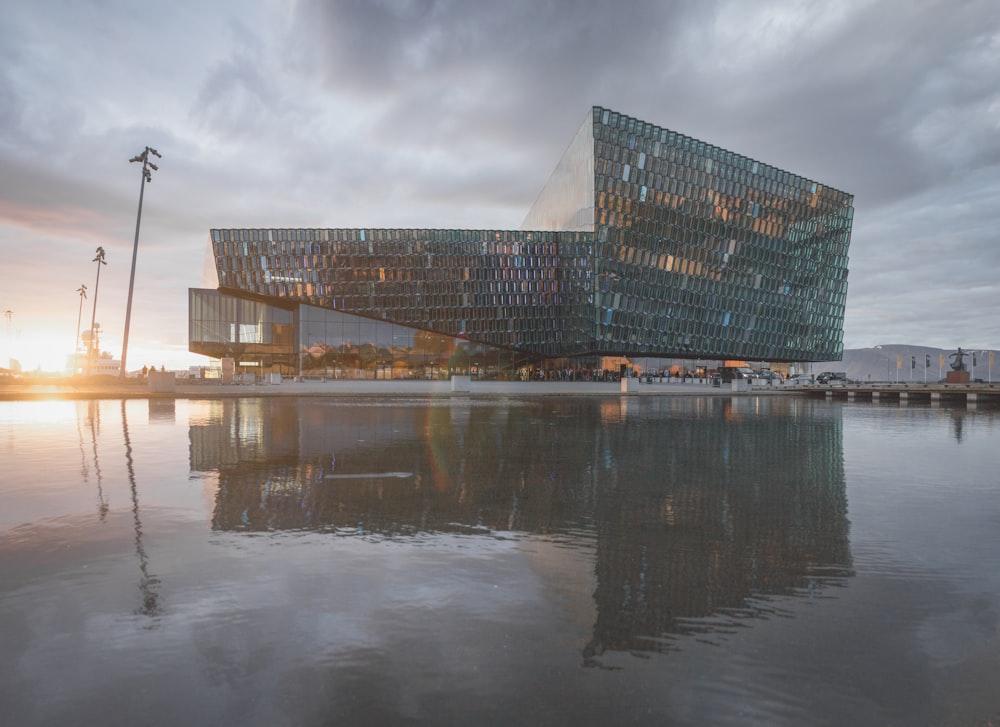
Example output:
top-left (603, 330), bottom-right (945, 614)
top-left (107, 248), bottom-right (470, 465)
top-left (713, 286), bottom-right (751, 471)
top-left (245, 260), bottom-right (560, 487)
top-left (1, 376), bottom-right (777, 401)
top-left (801, 381), bottom-right (1000, 405)
top-left (5, 377), bottom-right (999, 404)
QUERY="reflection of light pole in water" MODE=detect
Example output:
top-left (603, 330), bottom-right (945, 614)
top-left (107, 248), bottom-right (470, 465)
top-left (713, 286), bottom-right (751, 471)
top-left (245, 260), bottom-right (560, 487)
top-left (75, 402), bottom-right (90, 482)
top-left (74, 284), bottom-right (87, 376)
top-left (89, 401), bottom-right (108, 520)
top-left (86, 246), bottom-right (107, 377)
top-left (121, 400), bottom-right (159, 615)
top-left (75, 400), bottom-right (108, 519)
top-left (120, 147), bottom-right (160, 379)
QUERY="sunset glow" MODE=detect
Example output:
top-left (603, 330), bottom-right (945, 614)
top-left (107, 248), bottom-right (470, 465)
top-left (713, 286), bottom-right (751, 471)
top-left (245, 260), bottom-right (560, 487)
top-left (1, 325), bottom-right (205, 375)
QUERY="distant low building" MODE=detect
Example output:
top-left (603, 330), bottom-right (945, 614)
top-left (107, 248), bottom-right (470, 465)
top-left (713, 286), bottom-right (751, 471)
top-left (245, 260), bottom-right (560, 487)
top-left (190, 106), bottom-right (854, 378)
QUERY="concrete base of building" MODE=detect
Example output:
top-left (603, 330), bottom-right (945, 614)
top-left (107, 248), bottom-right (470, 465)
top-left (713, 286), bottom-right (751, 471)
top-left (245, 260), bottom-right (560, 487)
top-left (148, 371), bottom-right (176, 393)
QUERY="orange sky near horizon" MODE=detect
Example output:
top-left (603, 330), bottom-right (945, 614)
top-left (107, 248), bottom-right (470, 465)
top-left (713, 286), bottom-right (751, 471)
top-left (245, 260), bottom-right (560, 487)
top-left (1, 319), bottom-right (210, 375)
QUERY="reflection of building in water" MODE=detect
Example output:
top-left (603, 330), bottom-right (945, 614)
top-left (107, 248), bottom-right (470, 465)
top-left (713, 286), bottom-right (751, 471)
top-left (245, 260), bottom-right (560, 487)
top-left (147, 398), bottom-right (175, 423)
top-left (584, 396), bottom-right (851, 663)
top-left (190, 399), bottom-right (300, 469)
top-left (191, 399), bottom-right (592, 533)
top-left (190, 396), bottom-right (850, 655)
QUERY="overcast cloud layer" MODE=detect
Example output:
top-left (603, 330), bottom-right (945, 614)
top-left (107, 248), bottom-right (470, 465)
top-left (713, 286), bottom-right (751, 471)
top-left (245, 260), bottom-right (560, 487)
top-left (1, 0), bottom-right (998, 370)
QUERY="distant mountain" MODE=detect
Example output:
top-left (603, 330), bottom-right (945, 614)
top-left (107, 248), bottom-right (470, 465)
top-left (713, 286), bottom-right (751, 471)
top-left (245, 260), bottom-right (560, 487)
top-left (811, 345), bottom-right (995, 383)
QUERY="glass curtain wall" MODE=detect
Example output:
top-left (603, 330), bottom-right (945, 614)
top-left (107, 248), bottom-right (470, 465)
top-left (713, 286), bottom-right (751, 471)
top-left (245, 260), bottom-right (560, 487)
top-left (192, 289), bottom-right (532, 380)
top-left (590, 107), bottom-right (853, 361)
top-left (298, 305), bottom-right (530, 380)
top-left (189, 289), bottom-right (297, 375)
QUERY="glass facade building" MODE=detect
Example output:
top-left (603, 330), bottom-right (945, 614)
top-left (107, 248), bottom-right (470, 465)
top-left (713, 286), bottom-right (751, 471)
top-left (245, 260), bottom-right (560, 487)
top-left (190, 106), bottom-right (853, 376)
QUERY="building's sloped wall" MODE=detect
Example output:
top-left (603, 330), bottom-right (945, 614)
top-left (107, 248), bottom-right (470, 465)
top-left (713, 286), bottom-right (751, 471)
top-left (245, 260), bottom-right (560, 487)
top-left (590, 107), bottom-right (853, 361)
top-left (520, 109), bottom-right (596, 233)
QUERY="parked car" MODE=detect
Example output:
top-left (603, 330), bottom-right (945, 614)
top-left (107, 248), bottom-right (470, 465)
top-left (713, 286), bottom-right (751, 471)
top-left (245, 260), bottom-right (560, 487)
top-left (716, 366), bottom-right (755, 383)
top-left (785, 374), bottom-right (814, 385)
top-left (816, 371), bottom-right (848, 384)
top-left (756, 370), bottom-right (783, 383)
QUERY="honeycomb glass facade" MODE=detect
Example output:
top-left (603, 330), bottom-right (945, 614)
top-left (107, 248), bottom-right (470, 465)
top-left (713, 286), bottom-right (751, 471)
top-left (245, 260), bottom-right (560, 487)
top-left (192, 106), bottom-right (853, 373)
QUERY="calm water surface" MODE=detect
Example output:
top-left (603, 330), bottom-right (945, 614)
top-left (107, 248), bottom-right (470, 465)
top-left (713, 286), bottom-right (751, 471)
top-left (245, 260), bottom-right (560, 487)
top-left (1, 395), bottom-right (998, 726)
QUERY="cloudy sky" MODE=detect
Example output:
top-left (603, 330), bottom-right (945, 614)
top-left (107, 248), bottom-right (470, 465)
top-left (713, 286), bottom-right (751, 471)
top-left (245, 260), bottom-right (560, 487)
top-left (1, 0), bottom-right (998, 372)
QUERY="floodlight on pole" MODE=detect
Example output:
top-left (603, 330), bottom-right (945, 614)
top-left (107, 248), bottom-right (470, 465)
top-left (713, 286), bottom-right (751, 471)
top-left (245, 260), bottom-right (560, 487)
top-left (74, 284), bottom-right (88, 376)
top-left (120, 147), bottom-right (161, 378)
top-left (87, 246), bottom-right (107, 377)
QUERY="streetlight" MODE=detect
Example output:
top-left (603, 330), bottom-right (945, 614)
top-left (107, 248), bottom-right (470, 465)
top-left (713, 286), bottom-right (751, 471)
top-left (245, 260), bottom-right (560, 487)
top-left (86, 247), bottom-right (107, 376)
top-left (2, 310), bottom-right (11, 370)
top-left (74, 284), bottom-right (87, 375)
top-left (120, 146), bottom-right (160, 378)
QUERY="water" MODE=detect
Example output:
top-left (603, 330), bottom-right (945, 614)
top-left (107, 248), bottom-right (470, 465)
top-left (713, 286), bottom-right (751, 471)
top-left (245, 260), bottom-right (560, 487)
top-left (1, 395), bottom-right (998, 726)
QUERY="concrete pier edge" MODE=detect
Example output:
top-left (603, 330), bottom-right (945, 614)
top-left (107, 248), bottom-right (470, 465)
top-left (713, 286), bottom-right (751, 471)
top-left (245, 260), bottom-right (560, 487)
top-left (1, 377), bottom-right (779, 401)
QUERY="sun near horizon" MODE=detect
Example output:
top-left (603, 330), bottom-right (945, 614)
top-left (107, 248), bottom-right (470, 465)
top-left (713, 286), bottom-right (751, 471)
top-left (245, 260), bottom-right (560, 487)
top-left (1, 325), bottom-right (206, 376)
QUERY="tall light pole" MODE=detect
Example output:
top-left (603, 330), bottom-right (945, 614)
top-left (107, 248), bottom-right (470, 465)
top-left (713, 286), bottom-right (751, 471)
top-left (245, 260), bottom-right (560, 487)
top-left (3, 310), bottom-right (11, 366)
top-left (74, 284), bottom-right (88, 375)
top-left (86, 246), bottom-right (107, 377)
top-left (120, 147), bottom-right (160, 378)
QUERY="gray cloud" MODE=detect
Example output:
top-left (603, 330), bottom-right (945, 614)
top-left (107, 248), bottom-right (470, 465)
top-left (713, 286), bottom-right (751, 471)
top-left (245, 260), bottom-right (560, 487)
top-left (1, 0), bottom-right (998, 370)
